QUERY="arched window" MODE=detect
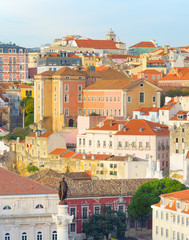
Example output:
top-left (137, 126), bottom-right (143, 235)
top-left (52, 231), bottom-right (57, 240)
top-left (5, 233), bottom-right (10, 240)
top-left (35, 204), bottom-right (44, 209)
top-left (3, 205), bottom-right (11, 210)
top-left (22, 232), bottom-right (27, 240)
top-left (37, 232), bottom-right (42, 240)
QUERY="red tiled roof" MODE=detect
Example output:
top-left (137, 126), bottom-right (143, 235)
top-left (116, 119), bottom-right (169, 136)
top-left (0, 167), bottom-right (57, 195)
top-left (160, 189), bottom-right (189, 201)
top-left (169, 111), bottom-right (188, 121)
top-left (129, 41), bottom-right (156, 48)
top-left (39, 132), bottom-right (54, 138)
top-left (147, 60), bottom-right (165, 64)
top-left (0, 82), bottom-right (15, 89)
top-left (49, 148), bottom-right (67, 155)
top-left (134, 107), bottom-right (159, 113)
top-left (110, 54), bottom-right (138, 59)
top-left (16, 84), bottom-right (33, 89)
top-left (164, 200), bottom-right (177, 211)
top-left (68, 53), bottom-right (79, 58)
top-left (72, 153), bottom-right (113, 160)
top-left (61, 152), bottom-right (77, 158)
top-left (89, 119), bottom-right (128, 131)
top-left (138, 69), bottom-right (162, 74)
top-left (53, 67), bottom-right (85, 76)
top-left (186, 151), bottom-right (189, 159)
top-left (160, 101), bottom-right (177, 110)
top-left (75, 39), bottom-right (118, 49)
top-left (0, 127), bottom-right (8, 132)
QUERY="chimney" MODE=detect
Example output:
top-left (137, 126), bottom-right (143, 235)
top-left (164, 45), bottom-right (169, 54)
top-left (118, 124), bottom-right (123, 131)
top-left (110, 121), bottom-right (113, 127)
top-left (16, 137), bottom-right (21, 143)
top-left (35, 130), bottom-right (41, 137)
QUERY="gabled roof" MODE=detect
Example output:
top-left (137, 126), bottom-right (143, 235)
top-left (0, 82), bottom-right (15, 89)
top-left (75, 39), bottom-right (118, 49)
top-left (84, 79), bottom-right (132, 90)
top-left (53, 67), bottom-right (85, 76)
top-left (16, 84), bottom-right (33, 89)
top-left (138, 69), bottom-right (162, 74)
top-left (116, 119), bottom-right (169, 136)
top-left (35, 71), bottom-right (54, 77)
top-left (129, 41), bottom-right (156, 48)
top-left (0, 167), bottom-right (57, 195)
top-left (61, 151), bottom-right (77, 158)
top-left (27, 131), bottom-right (54, 138)
top-left (134, 107), bottom-right (159, 113)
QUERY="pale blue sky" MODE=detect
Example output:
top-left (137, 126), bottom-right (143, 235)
top-left (1, 0), bottom-right (188, 48)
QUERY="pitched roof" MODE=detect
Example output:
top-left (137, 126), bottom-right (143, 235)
top-left (116, 119), bottom-right (169, 136)
top-left (75, 39), bottom-right (118, 49)
top-left (147, 60), bottom-right (165, 64)
top-left (0, 127), bottom-right (9, 132)
top-left (53, 67), bottom-right (85, 76)
top-left (169, 111), bottom-right (188, 121)
top-left (65, 172), bottom-right (91, 180)
top-left (0, 167), bottom-right (57, 195)
top-left (84, 79), bottom-right (132, 90)
top-left (27, 131), bottom-right (54, 138)
top-left (0, 82), bottom-right (15, 89)
top-left (35, 71), bottom-right (54, 77)
top-left (110, 54), bottom-right (138, 59)
top-left (134, 107), bottom-right (159, 113)
top-left (72, 153), bottom-right (113, 160)
top-left (89, 119), bottom-right (128, 131)
top-left (16, 84), bottom-right (33, 89)
top-left (160, 189), bottom-right (189, 201)
top-left (49, 148), bottom-right (67, 155)
top-left (61, 151), bottom-right (77, 158)
top-left (138, 69), bottom-right (162, 74)
top-left (129, 41), bottom-right (156, 48)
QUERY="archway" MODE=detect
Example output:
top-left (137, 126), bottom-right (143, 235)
top-left (69, 119), bottom-right (74, 127)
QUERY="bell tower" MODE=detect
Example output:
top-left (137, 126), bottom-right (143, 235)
top-left (106, 28), bottom-right (116, 41)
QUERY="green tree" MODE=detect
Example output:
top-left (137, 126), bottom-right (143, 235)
top-left (20, 97), bottom-right (34, 126)
top-left (5, 127), bottom-right (30, 140)
top-left (82, 205), bottom-right (126, 240)
top-left (127, 178), bottom-right (187, 221)
top-left (27, 164), bottom-right (39, 173)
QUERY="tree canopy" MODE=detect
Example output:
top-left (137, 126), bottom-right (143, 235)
top-left (5, 127), bottom-right (31, 140)
top-left (20, 97), bottom-right (34, 127)
top-left (127, 178), bottom-right (188, 220)
top-left (82, 205), bottom-right (126, 240)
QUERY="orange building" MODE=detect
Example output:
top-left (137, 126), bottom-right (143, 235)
top-left (83, 79), bottom-right (162, 118)
top-left (138, 69), bottom-right (164, 85)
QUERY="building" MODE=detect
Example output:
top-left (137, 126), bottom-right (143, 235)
top-left (132, 107), bottom-right (159, 122)
top-left (77, 119), bottom-right (170, 169)
top-left (158, 67), bottom-right (189, 87)
top-left (137, 69), bottom-right (163, 85)
top-left (169, 123), bottom-right (189, 184)
top-left (16, 130), bottom-right (66, 173)
top-left (37, 52), bottom-right (82, 74)
top-left (30, 170), bottom-right (152, 240)
top-left (0, 43), bottom-right (28, 81)
top-left (34, 67), bottom-right (86, 131)
top-left (46, 29), bottom-right (126, 55)
top-left (128, 41), bottom-right (159, 55)
top-left (0, 167), bottom-right (58, 240)
top-left (83, 79), bottom-right (161, 118)
top-left (151, 189), bottom-right (189, 240)
top-left (15, 84), bottom-right (34, 99)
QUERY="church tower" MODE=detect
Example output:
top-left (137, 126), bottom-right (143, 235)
top-left (106, 28), bottom-right (116, 41)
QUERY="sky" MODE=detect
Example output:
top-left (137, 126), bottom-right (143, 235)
top-left (1, 0), bottom-right (189, 48)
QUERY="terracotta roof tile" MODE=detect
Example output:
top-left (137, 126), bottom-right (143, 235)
top-left (134, 107), bottom-right (159, 113)
top-left (129, 41), bottom-right (156, 48)
top-left (72, 153), bottom-right (113, 160)
top-left (49, 148), bottom-right (67, 155)
top-left (160, 189), bottom-right (189, 201)
top-left (0, 82), bottom-right (15, 89)
top-left (89, 119), bottom-right (128, 131)
top-left (116, 119), bottom-right (169, 136)
top-left (16, 84), bottom-right (33, 89)
top-left (39, 131), bottom-right (54, 138)
top-left (53, 67), bottom-right (85, 76)
top-left (61, 152), bottom-right (77, 158)
top-left (0, 167), bottom-right (57, 195)
top-left (75, 39), bottom-right (118, 49)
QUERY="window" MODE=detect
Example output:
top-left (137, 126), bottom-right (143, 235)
top-left (52, 231), bottom-right (57, 240)
top-left (70, 223), bottom-right (76, 232)
top-left (156, 226), bottom-right (158, 235)
top-left (128, 96), bottom-right (131, 102)
top-left (173, 215), bottom-right (176, 223)
top-left (177, 232), bottom-right (180, 240)
top-left (166, 229), bottom-right (168, 238)
top-left (65, 84), bottom-right (69, 92)
top-left (132, 142), bottom-right (136, 149)
top-left (153, 96), bottom-right (156, 102)
top-left (161, 227), bottom-right (163, 236)
top-left (54, 94), bottom-right (57, 102)
top-left (118, 141), bottom-right (122, 148)
top-left (176, 138), bottom-right (178, 143)
top-left (82, 207), bottom-right (88, 219)
top-left (177, 215), bottom-right (180, 224)
top-left (139, 92), bottom-right (144, 103)
top-left (156, 210), bottom-right (158, 218)
top-left (78, 94), bottom-right (82, 102)
top-left (37, 232), bottom-right (42, 240)
top-left (3, 205), bottom-right (11, 210)
top-left (22, 232), bottom-right (27, 240)
top-left (139, 142), bottom-right (143, 149)
top-left (182, 217), bottom-right (184, 225)
top-left (94, 206), bottom-right (100, 214)
top-left (161, 211), bottom-right (163, 220)
top-left (110, 97), bottom-right (112, 101)
top-left (65, 108), bottom-right (69, 116)
top-left (106, 97), bottom-right (108, 101)
top-left (166, 213), bottom-right (169, 221)
top-left (70, 207), bottom-right (76, 219)
top-left (36, 204), bottom-right (44, 209)
top-left (65, 94), bottom-right (69, 103)
top-left (78, 85), bottom-right (82, 92)
top-left (5, 233), bottom-right (10, 240)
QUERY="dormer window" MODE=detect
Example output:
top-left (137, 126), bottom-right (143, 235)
top-left (65, 76), bottom-right (70, 79)
top-left (161, 198), bottom-right (164, 207)
top-left (185, 204), bottom-right (188, 211)
top-left (169, 200), bottom-right (172, 207)
top-left (176, 201), bottom-right (181, 210)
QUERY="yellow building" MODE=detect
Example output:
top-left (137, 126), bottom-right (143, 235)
top-left (16, 84), bottom-right (34, 100)
top-left (80, 54), bottom-right (100, 68)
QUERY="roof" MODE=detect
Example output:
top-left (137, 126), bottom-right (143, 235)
top-left (53, 67), bottom-right (85, 76)
top-left (129, 41), bottom-right (156, 48)
top-left (169, 111), bottom-right (188, 121)
top-left (134, 107), bottom-right (159, 113)
top-left (147, 60), bottom-right (165, 64)
top-left (61, 151), bottom-right (77, 158)
top-left (89, 119), bottom-right (128, 131)
top-left (27, 131), bottom-right (54, 138)
top-left (160, 101), bottom-right (177, 110)
top-left (0, 82), bottom-right (15, 89)
top-left (186, 151), bottom-right (189, 159)
top-left (65, 172), bottom-right (91, 180)
top-left (72, 153), bottom-right (113, 160)
top-left (0, 127), bottom-right (9, 132)
top-left (32, 175), bottom-right (152, 198)
top-left (84, 79), bottom-right (132, 90)
top-left (0, 167), bottom-right (57, 195)
top-left (160, 189), bottom-right (189, 201)
top-left (138, 69), bottom-right (162, 74)
top-left (35, 71), bottom-right (54, 77)
top-left (75, 39), bottom-right (118, 49)
top-left (49, 148), bottom-right (67, 155)
top-left (116, 119), bottom-right (169, 136)
top-left (16, 84), bottom-right (33, 89)
top-left (110, 54), bottom-right (138, 59)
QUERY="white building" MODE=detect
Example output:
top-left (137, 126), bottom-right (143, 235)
top-left (0, 141), bottom-right (10, 155)
top-left (0, 167), bottom-right (59, 240)
top-left (77, 119), bottom-right (170, 170)
top-left (151, 189), bottom-right (189, 240)
top-left (132, 107), bottom-right (159, 122)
